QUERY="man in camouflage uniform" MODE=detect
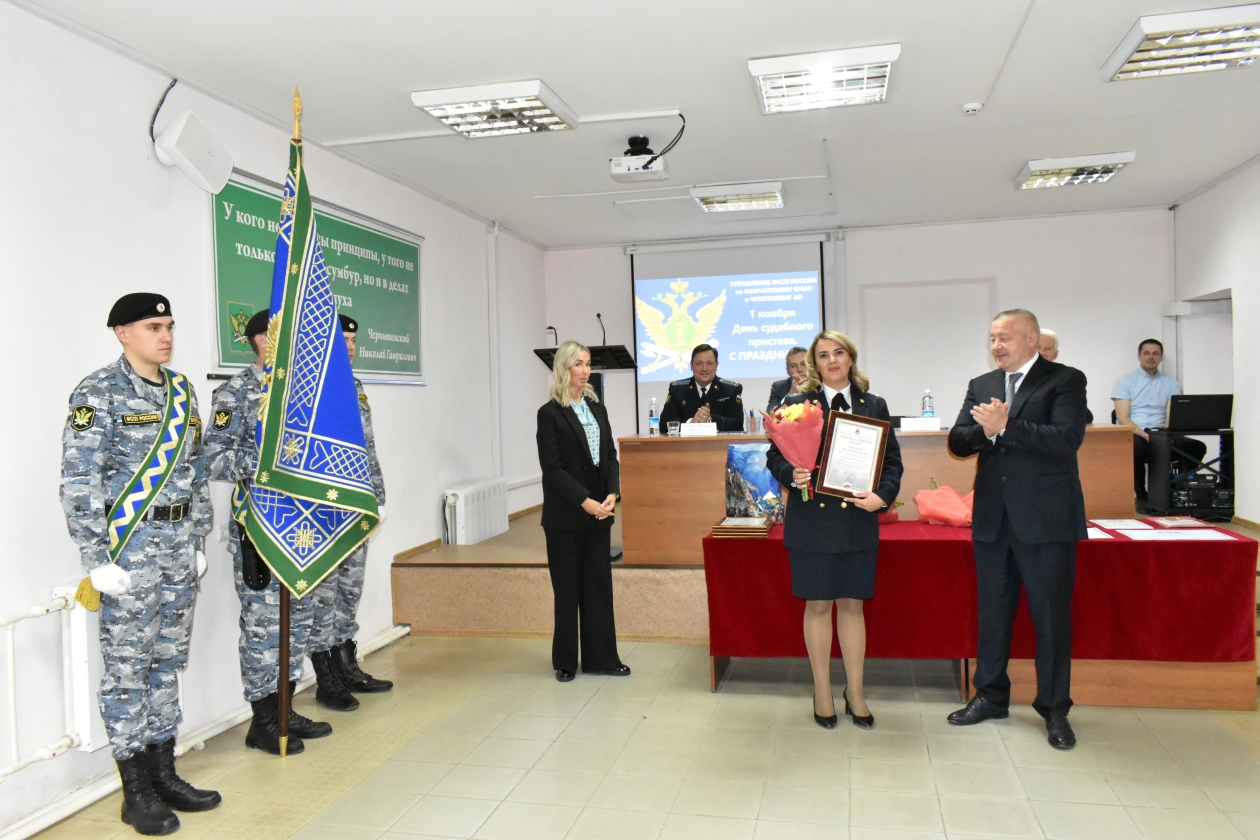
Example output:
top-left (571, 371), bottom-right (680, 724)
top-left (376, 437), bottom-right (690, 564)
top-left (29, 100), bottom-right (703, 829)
top-left (60, 293), bottom-right (220, 836)
top-left (202, 309), bottom-right (333, 754)
top-left (309, 314), bottom-right (392, 711)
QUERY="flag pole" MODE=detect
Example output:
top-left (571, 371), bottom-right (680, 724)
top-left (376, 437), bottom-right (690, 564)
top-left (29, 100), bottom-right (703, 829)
top-left (278, 586), bottom-right (290, 757)
top-left (275, 87), bottom-right (302, 761)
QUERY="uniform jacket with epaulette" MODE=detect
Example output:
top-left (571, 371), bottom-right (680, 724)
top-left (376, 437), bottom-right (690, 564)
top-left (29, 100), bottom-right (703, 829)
top-left (659, 376), bottom-right (745, 431)
top-left (60, 355), bottom-right (211, 571)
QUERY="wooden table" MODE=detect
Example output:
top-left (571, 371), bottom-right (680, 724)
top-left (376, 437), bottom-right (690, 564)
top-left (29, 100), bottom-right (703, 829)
top-left (618, 426), bottom-right (1136, 566)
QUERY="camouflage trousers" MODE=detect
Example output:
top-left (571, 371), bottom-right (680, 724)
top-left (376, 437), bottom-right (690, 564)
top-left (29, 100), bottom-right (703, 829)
top-left (231, 528), bottom-right (313, 702)
top-left (310, 543), bottom-right (368, 653)
top-left (97, 526), bottom-right (199, 760)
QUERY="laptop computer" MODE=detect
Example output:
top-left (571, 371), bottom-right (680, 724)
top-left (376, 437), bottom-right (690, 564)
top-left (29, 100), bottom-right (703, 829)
top-left (1165, 394), bottom-right (1233, 432)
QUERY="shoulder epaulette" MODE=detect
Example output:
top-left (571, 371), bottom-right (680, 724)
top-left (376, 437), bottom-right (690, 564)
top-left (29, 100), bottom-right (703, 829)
top-left (671, 379), bottom-right (690, 387)
top-left (718, 378), bottom-right (737, 386)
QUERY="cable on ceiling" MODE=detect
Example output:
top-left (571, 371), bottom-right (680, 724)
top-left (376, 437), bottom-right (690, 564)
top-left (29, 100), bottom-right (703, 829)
top-left (642, 113), bottom-right (685, 169)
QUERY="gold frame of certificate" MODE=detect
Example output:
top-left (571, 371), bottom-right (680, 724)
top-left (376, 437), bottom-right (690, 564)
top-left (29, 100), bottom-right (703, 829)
top-left (816, 410), bottom-right (891, 499)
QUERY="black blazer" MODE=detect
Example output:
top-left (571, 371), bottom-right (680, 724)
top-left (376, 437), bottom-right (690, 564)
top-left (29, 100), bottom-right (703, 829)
top-left (766, 386), bottom-right (904, 553)
top-left (766, 377), bottom-right (793, 411)
top-left (948, 355), bottom-right (1088, 544)
top-left (536, 398), bottom-right (620, 531)
top-left (659, 377), bottom-right (745, 431)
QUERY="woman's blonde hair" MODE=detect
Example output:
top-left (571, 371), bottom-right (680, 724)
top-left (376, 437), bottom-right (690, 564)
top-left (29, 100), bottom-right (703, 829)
top-left (801, 330), bottom-right (870, 393)
top-left (549, 340), bottom-right (600, 406)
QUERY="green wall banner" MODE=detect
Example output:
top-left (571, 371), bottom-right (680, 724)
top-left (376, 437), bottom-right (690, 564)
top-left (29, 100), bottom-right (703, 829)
top-left (212, 176), bottom-right (423, 377)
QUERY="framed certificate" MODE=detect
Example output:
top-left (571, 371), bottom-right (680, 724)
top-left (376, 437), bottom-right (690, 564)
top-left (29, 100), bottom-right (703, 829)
top-left (817, 411), bottom-right (891, 499)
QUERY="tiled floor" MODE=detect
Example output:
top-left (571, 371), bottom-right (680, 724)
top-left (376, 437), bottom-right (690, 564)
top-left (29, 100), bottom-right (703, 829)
top-left (35, 637), bottom-right (1260, 840)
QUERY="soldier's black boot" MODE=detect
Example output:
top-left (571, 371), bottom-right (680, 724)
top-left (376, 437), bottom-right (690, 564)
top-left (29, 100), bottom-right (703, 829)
top-left (335, 640), bottom-right (393, 693)
top-left (311, 649), bottom-right (360, 711)
top-left (116, 753), bottom-right (180, 835)
top-left (244, 694), bottom-right (306, 756)
top-left (287, 681), bottom-right (333, 739)
top-left (143, 739), bottom-right (222, 812)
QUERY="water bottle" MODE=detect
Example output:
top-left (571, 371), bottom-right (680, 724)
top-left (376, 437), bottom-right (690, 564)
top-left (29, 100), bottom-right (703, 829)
top-left (921, 389), bottom-right (935, 418)
top-left (648, 397), bottom-right (660, 436)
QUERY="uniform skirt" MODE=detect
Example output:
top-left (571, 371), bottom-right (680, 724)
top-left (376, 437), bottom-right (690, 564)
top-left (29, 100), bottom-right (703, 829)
top-left (789, 548), bottom-right (878, 601)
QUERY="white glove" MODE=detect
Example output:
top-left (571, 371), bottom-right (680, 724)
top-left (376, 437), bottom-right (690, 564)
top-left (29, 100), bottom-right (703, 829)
top-left (196, 551), bottom-right (207, 579)
top-left (90, 564), bottom-right (131, 596)
top-left (376, 506), bottom-right (387, 525)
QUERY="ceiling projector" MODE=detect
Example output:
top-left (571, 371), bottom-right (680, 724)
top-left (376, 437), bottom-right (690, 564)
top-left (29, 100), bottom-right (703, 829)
top-left (611, 135), bottom-right (668, 182)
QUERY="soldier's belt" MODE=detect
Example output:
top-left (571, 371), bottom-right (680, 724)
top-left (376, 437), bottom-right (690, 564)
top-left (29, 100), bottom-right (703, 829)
top-left (105, 500), bottom-right (191, 523)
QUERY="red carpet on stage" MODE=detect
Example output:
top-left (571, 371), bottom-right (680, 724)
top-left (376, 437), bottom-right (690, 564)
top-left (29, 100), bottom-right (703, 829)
top-left (703, 522), bottom-right (1257, 663)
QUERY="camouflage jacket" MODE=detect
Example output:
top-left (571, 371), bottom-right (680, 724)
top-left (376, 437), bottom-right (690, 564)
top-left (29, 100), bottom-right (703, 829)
top-left (203, 363), bottom-right (261, 486)
top-left (60, 355), bottom-right (211, 570)
top-left (356, 378), bottom-right (387, 506)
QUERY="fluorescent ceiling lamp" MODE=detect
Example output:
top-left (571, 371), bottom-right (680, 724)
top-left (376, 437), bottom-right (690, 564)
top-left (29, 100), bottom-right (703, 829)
top-left (748, 44), bottom-right (901, 114)
top-left (410, 80), bottom-right (577, 138)
top-left (689, 182), bottom-right (784, 212)
top-left (1015, 152), bottom-right (1136, 189)
top-left (1101, 4), bottom-right (1260, 81)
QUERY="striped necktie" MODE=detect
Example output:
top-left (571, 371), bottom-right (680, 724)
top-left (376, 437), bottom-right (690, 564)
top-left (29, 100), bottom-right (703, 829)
top-left (1006, 372), bottom-right (1023, 405)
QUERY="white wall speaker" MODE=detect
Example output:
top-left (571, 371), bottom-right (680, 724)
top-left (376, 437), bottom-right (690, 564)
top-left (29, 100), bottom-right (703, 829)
top-left (154, 110), bottom-right (233, 193)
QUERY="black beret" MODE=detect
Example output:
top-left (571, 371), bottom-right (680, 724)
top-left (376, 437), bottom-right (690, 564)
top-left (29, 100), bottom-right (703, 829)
top-left (338, 314), bottom-right (358, 333)
top-left (107, 293), bottom-right (172, 327)
top-left (245, 309), bottom-right (270, 339)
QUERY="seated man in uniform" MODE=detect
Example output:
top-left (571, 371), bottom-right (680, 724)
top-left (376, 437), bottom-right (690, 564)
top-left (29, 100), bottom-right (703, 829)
top-left (767, 346), bottom-right (809, 410)
top-left (659, 344), bottom-right (745, 431)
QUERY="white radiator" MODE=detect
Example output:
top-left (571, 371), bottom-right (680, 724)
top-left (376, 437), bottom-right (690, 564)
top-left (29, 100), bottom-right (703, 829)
top-left (444, 478), bottom-right (509, 545)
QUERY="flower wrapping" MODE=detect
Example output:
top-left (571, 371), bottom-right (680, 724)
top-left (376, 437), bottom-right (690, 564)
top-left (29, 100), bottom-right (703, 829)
top-left (762, 400), bottom-right (825, 501)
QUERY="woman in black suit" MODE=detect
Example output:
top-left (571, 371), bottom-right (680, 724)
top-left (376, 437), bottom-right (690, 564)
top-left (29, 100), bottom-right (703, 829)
top-left (535, 340), bottom-right (631, 683)
top-left (767, 330), bottom-right (902, 729)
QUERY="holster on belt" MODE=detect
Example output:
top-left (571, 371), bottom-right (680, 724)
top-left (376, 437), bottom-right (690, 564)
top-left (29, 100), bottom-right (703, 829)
top-left (235, 521), bottom-right (271, 591)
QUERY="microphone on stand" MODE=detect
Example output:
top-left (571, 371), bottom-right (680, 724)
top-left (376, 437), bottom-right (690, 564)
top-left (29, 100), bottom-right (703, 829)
top-left (546, 326), bottom-right (558, 347)
top-left (596, 313), bottom-right (607, 346)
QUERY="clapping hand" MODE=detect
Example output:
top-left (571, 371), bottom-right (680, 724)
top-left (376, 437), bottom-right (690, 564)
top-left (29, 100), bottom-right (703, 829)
top-left (971, 398), bottom-right (1010, 438)
top-left (693, 404), bottom-right (712, 423)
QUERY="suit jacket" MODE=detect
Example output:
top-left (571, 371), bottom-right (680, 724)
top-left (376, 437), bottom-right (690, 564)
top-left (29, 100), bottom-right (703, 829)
top-left (659, 377), bottom-right (745, 431)
top-left (536, 398), bottom-right (620, 531)
top-left (767, 378), bottom-right (794, 411)
top-left (948, 355), bottom-right (1088, 544)
top-left (766, 386), bottom-right (904, 553)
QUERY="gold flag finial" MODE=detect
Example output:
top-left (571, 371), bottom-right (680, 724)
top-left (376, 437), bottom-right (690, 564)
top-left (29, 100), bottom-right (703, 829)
top-left (292, 87), bottom-right (302, 140)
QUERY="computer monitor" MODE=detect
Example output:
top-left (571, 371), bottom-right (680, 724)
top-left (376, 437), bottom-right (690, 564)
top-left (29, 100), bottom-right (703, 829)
top-left (1166, 394), bottom-right (1233, 432)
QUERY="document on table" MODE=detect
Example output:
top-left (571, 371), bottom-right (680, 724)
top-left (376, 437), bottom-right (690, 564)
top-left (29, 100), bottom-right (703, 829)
top-left (1117, 529), bottom-right (1237, 541)
top-left (1086, 527), bottom-right (1113, 540)
top-left (1090, 519), bottom-right (1150, 530)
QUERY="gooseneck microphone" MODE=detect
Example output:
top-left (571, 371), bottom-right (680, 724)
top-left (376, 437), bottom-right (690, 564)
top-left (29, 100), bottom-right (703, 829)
top-left (546, 326), bottom-right (558, 347)
top-left (596, 313), bottom-right (607, 346)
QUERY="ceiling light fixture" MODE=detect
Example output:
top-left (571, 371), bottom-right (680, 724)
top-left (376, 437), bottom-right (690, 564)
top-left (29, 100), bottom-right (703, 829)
top-left (689, 182), bottom-right (784, 212)
top-left (1101, 4), bottom-right (1260, 81)
top-left (748, 44), bottom-right (901, 114)
top-left (410, 80), bottom-right (577, 138)
top-left (1015, 152), bottom-right (1136, 189)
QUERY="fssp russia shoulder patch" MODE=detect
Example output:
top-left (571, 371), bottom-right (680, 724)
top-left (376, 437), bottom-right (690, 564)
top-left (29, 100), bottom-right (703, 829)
top-left (213, 409), bottom-right (233, 430)
top-left (122, 412), bottom-right (161, 425)
top-left (70, 405), bottom-right (96, 431)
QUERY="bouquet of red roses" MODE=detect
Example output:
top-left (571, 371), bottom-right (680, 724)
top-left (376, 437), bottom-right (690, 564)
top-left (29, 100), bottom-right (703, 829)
top-left (762, 400), bottom-right (826, 501)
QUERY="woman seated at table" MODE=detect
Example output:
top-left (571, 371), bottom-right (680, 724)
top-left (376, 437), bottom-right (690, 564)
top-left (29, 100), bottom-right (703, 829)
top-left (766, 330), bottom-right (902, 729)
top-left (535, 340), bottom-right (630, 683)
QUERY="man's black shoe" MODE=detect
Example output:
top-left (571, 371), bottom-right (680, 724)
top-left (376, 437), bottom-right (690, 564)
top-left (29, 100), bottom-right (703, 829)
top-left (947, 696), bottom-right (1009, 726)
top-left (605, 665), bottom-right (631, 677)
top-left (1047, 713), bottom-right (1076, 750)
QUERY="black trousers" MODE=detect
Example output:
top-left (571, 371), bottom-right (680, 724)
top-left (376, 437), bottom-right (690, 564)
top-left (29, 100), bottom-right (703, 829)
top-left (543, 527), bottom-right (621, 673)
top-left (973, 513), bottom-right (1078, 718)
top-left (1133, 434), bottom-right (1207, 497)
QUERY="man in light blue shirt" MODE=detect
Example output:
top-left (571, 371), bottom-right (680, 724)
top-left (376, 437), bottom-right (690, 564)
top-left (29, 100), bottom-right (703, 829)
top-left (1111, 338), bottom-right (1205, 503)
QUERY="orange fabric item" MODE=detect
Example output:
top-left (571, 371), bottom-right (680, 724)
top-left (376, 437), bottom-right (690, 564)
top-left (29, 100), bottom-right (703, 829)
top-left (914, 486), bottom-right (974, 527)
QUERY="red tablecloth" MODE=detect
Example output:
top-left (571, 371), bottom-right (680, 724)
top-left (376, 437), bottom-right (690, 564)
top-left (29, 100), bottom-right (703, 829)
top-left (704, 521), bottom-right (1257, 662)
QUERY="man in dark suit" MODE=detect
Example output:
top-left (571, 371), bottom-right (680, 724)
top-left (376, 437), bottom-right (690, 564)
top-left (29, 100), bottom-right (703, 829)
top-left (766, 346), bottom-right (809, 410)
top-left (659, 344), bottom-right (745, 431)
top-left (946, 309), bottom-right (1088, 750)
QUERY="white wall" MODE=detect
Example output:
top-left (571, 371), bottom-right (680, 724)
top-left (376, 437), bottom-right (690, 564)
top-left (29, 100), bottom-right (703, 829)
top-left (1174, 158), bottom-right (1260, 521)
top-left (843, 209), bottom-right (1174, 426)
top-left (0, 4), bottom-right (544, 829)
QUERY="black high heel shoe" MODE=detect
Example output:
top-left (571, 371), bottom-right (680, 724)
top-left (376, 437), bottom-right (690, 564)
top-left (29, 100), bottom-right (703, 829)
top-left (844, 689), bottom-right (874, 730)
top-left (813, 693), bottom-right (838, 730)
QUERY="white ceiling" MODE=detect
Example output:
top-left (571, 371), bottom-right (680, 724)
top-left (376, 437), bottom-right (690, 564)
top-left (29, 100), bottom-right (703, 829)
top-left (18, 0), bottom-right (1260, 248)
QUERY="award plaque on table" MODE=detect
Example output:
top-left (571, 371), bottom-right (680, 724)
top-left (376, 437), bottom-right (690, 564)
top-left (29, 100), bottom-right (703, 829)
top-left (817, 411), bottom-right (891, 499)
